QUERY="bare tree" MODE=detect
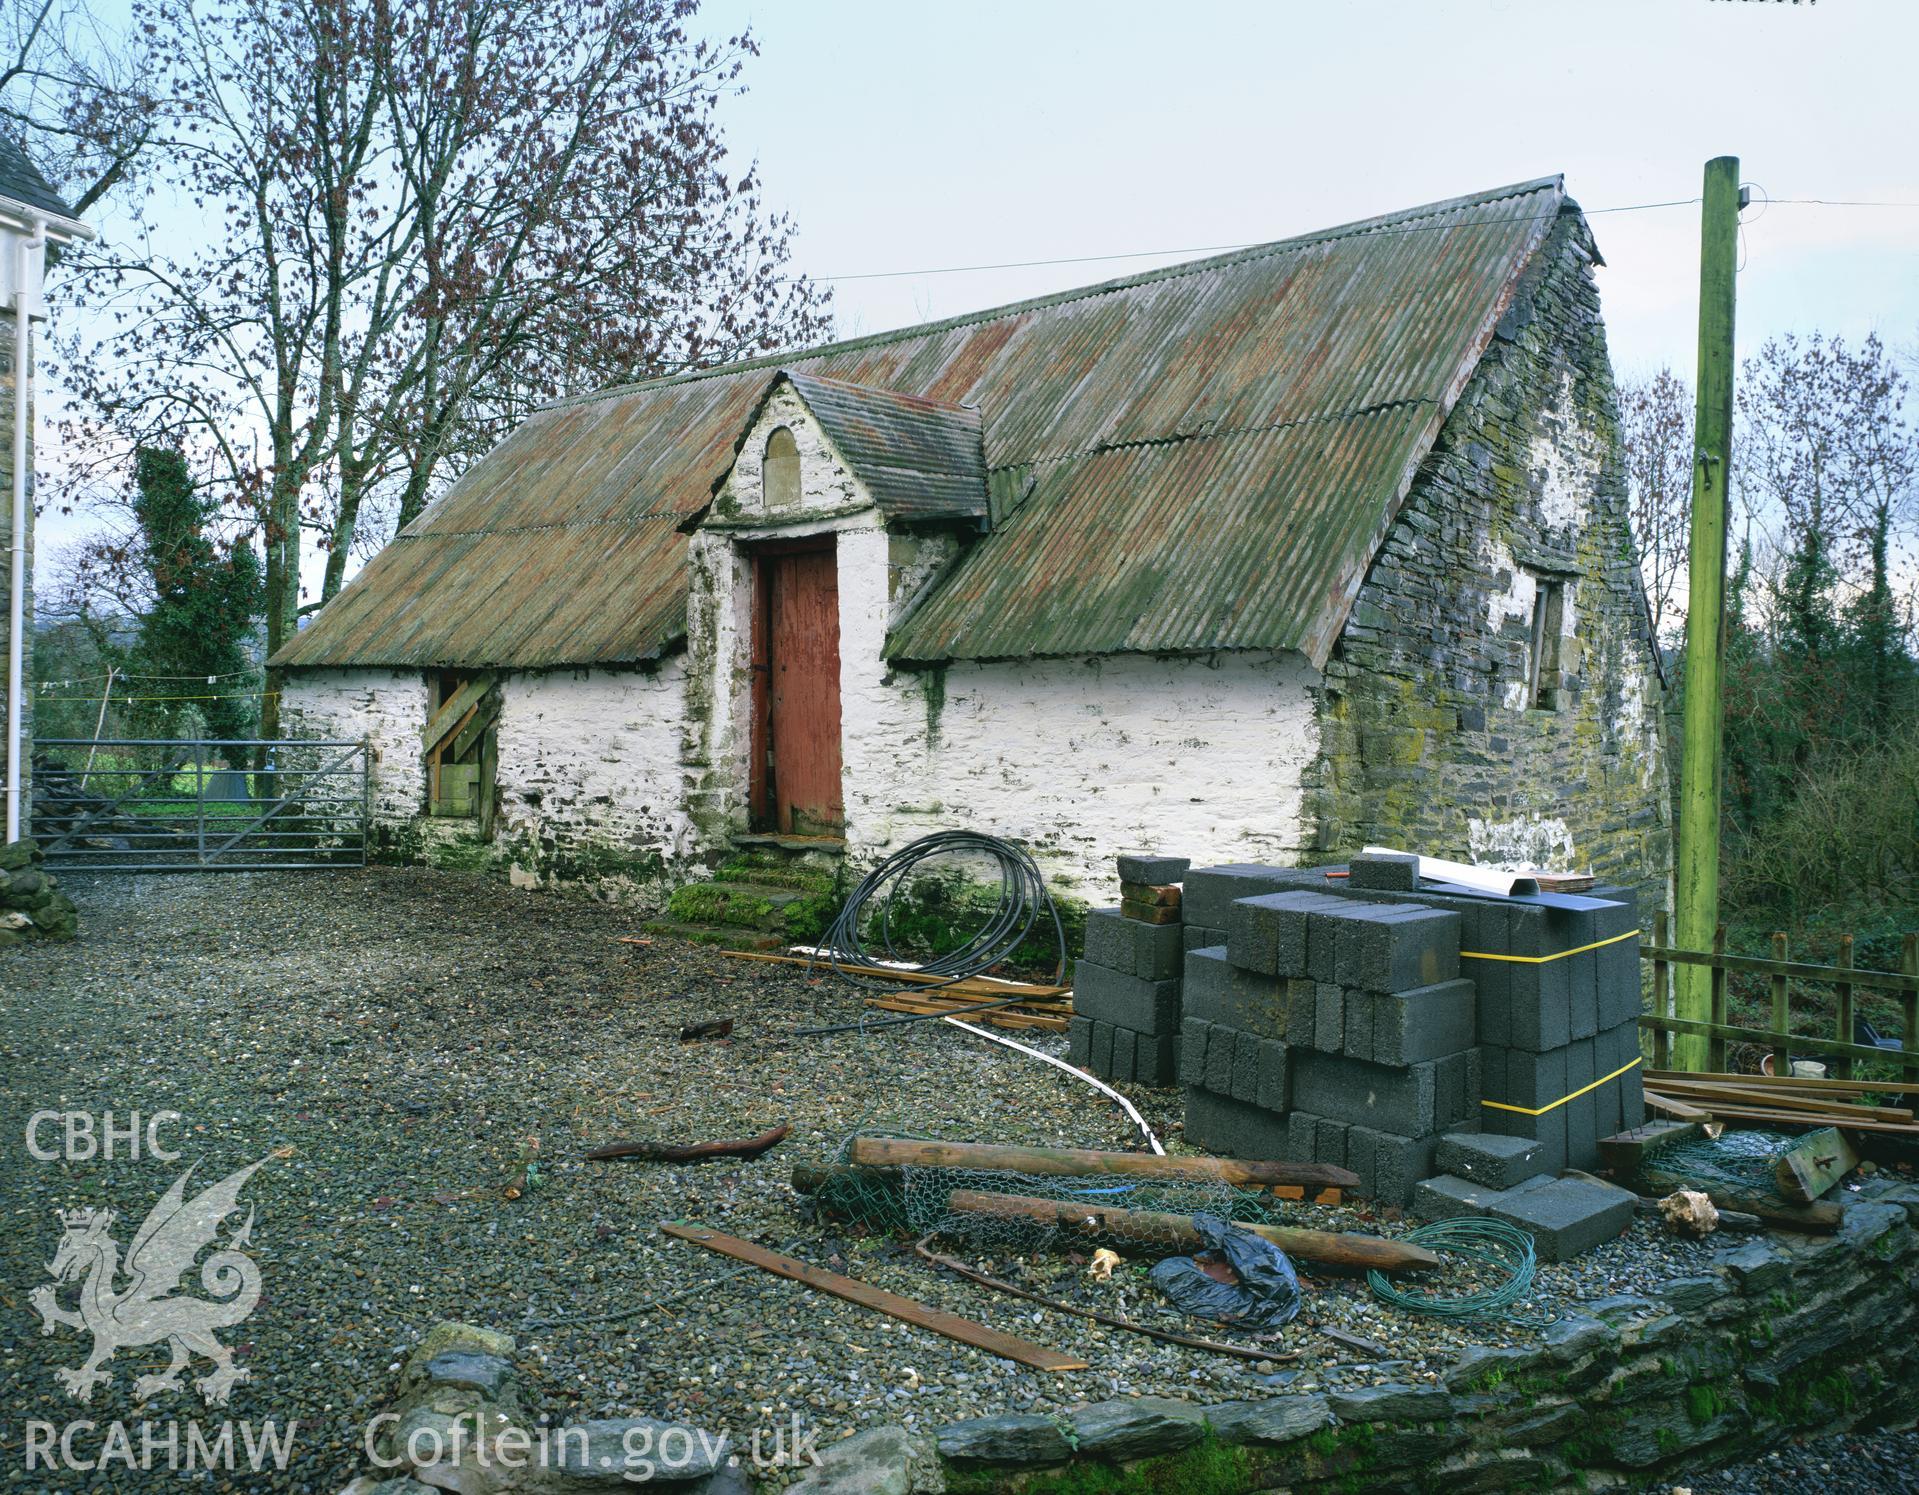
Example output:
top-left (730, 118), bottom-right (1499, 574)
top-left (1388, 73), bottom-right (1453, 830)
top-left (55, 0), bottom-right (830, 743)
top-left (0, 0), bottom-right (149, 214)
top-left (1617, 367), bottom-right (1692, 642)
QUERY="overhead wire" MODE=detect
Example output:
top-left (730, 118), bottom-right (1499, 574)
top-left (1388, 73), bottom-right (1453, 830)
top-left (788, 193), bottom-right (1918, 286)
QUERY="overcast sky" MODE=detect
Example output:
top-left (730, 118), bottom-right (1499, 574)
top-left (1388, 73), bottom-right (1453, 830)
top-left (35, 0), bottom-right (1919, 584)
top-left (704, 0), bottom-right (1918, 378)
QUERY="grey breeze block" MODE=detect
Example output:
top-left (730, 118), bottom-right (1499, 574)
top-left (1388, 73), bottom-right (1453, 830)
top-left (1182, 947), bottom-right (1289, 1040)
top-left (1183, 1085), bottom-right (1292, 1161)
top-left (1487, 1174), bottom-right (1636, 1262)
top-left (1226, 889), bottom-right (1353, 977)
top-left (1182, 864), bottom-right (1323, 929)
top-left (1074, 960), bottom-right (1182, 1035)
top-left (1413, 1171), bottom-right (1635, 1260)
top-left (1434, 1131), bottom-right (1548, 1191)
top-left (1291, 1048), bottom-right (1480, 1139)
top-left (1085, 1019), bottom-right (1178, 1086)
top-left (1084, 909), bottom-right (1183, 981)
top-left (1117, 853), bottom-right (1190, 886)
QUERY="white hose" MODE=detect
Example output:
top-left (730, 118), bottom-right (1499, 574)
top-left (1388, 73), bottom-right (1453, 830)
top-left (941, 1016), bottom-right (1164, 1155)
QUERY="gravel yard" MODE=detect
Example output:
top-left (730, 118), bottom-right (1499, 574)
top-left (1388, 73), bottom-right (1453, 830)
top-left (0, 868), bottom-right (1899, 1492)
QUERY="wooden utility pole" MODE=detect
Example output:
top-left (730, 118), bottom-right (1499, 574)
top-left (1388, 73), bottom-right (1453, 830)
top-left (1673, 156), bottom-right (1741, 1070)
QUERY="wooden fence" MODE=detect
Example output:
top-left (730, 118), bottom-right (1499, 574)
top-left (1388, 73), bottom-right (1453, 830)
top-left (1639, 912), bottom-right (1919, 1078)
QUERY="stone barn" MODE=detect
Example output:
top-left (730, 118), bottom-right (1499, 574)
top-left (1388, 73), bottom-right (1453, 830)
top-left (275, 175), bottom-right (1670, 910)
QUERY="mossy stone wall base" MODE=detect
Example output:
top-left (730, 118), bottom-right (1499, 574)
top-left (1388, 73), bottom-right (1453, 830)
top-left (817, 1184), bottom-right (1919, 1494)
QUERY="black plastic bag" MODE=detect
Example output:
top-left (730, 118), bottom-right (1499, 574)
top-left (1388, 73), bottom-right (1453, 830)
top-left (1149, 1212), bottom-right (1301, 1331)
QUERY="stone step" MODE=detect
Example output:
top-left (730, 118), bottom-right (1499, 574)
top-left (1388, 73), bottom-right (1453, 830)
top-left (665, 879), bottom-right (812, 931)
top-left (730, 833), bottom-right (846, 856)
top-left (642, 920), bottom-right (787, 953)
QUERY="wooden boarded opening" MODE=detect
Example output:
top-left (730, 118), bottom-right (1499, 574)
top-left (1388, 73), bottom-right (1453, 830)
top-left (750, 541), bottom-right (844, 836)
top-left (424, 669), bottom-right (499, 836)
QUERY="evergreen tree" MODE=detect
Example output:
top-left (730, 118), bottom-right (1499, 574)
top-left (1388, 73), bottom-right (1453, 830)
top-left (128, 448), bottom-right (262, 740)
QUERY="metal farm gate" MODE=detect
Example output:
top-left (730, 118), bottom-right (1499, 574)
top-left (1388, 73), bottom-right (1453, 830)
top-left (30, 739), bottom-right (369, 871)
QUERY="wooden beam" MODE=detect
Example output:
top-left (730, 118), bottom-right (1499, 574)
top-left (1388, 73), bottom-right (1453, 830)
top-left (721, 949), bottom-right (1067, 998)
top-left (1651, 1081), bottom-right (1911, 1123)
top-left (422, 676), bottom-right (493, 752)
top-left (1645, 1069), bottom-right (1919, 1097)
top-left (451, 695), bottom-right (502, 762)
top-left (1669, 1104), bottom-right (1918, 1138)
top-left (1638, 1015), bottom-right (1919, 1073)
top-left (1635, 1167), bottom-right (1842, 1232)
top-left (1644, 1090), bottom-right (1715, 1122)
top-left (659, 1223), bottom-right (1087, 1373)
top-left (1598, 1122), bottom-right (1700, 1177)
top-left (944, 1189), bottom-right (1438, 1275)
top-left (1638, 946), bottom-right (1919, 996)
top-left (1773, 1127), bottom-right (1858, 1205)
top-left (848, 1136), bottom-right (1361, 1191)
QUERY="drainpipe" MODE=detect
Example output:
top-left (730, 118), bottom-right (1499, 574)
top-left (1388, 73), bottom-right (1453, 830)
top-left (5, 213), bottom-right (46, 845)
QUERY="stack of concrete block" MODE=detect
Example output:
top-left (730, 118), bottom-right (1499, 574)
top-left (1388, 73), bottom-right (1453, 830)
top-left (1067, 854), bottom-right (1190, 1086)
top-left (1337, 853), bottom-right (1647, 1174)
top-left (1179, 875), bottom-right (1484, 1206)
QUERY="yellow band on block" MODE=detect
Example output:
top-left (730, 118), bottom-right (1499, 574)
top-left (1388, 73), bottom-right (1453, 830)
top-left (1459, 928), bottom-right (1641, 965)
top-left (1481, 1056), bottom-right (1643, 1117)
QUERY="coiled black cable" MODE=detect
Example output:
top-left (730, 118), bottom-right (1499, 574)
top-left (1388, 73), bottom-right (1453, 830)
top-left (796, 831), bottom-right (1067, 1037)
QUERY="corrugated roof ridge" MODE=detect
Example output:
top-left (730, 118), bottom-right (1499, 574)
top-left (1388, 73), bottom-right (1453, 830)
top-left (542, 175), bottom-right (1567, 414)
top-left (783, 368), bottom-right (980, 413)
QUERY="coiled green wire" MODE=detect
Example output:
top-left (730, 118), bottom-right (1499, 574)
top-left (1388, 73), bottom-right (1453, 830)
top-left (1367, 1216), bottom-right (1539, 1320)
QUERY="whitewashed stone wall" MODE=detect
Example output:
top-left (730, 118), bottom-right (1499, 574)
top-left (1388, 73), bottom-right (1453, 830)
top-left (279, 668), bottom-right (428, 827)
top-left (493, 664), bottom-right (692, 890)
top-left (850, 650), bottom-right (1321, 896)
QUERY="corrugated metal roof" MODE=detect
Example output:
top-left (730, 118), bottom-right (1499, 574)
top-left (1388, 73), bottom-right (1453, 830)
top-left (276, 176), bottom-right (1569, 671)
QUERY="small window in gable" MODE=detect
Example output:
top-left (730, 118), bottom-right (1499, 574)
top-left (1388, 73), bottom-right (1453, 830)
top-left (1528, 578), bottom-right (1566, 711)
top-left (764, 426), bottom-right (801, 510)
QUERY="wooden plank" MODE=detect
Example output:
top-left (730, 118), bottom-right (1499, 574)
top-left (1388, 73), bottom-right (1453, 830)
top-left (721, 949), bottom-right (1067, 998)
top-left (1266, 1185), bottom-right (1346, 1204)
top-left (867, 998), bottom-right (1067, 1033)
top-left (1118, 881), bottom-right (1181, 908)
top-left (848, 1136), bottom-right (1362, 1191)
top-left (1773, 1127), bottom-right (1858, 1205)
top-left (1638, 945), bottom-right (1919, 995)
top-left (1644, 1090), bottom-right (1714, 1122)
top-left (1646, 1069), bottom-right (1919, 1097)
top-left (422, 676), bottom-right (492, 751)
top-left (1637, 1016), bottom-right (1919, 1075)
top-left (1598, 1121), bottom-right (1699, 1176)
top-left (1652, 911), bottom-right (1672, 1070)
top-left (659, 1222), bottom-right (1087, 1373)
top-left (1674, 1104), bottom-right (1919, 1137)
top-left (452, 695), bottom-right (502, 763)
top-left (1653, 1082), bottom-right (1911, 1124)
top-left (945, 1189), bottom-right (1439, 1275)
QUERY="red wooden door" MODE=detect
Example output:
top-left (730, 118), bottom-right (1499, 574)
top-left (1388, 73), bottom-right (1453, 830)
top-left (762, 546), bottom-right (843, 835)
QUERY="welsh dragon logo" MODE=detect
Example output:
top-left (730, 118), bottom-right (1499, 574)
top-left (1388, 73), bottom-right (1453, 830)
top-left (30, 1156), bottom-right (269, 1405)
